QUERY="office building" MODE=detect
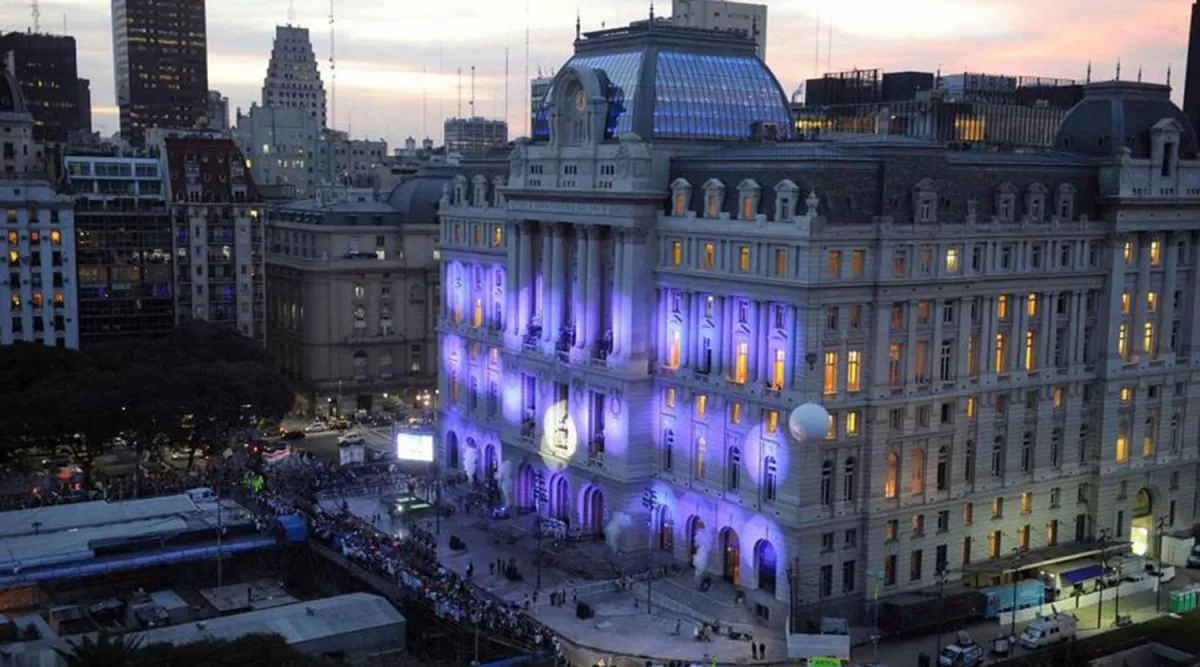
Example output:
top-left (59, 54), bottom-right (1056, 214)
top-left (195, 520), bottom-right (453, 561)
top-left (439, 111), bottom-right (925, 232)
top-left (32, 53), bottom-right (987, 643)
top-left (65, 154), bottom-right (174, 346)
top-left (0, 32), bottom-right (91, 144)
top-left (0, 67), bottom-right (77, 348)
top-left (207, 90), bottom-right (229, 130)
top-left (321, 130), bottom-right (387, 187)
top-left (670, 0), bottom-right (766, 59)
top-left (111, 0), bottom-right (209, 146)
top-left (261, 25), bottom-right (326, 127)
top-left (443, 117), bottom-right (507, 156)
top-left (439, 20), bottom-right (1200, 624)
top-left (161, 135), bottom-right (265, 344)
top-left (234, 104), bottom-right (321, 199)
top-left (265, 173), bottom-right (447, 415)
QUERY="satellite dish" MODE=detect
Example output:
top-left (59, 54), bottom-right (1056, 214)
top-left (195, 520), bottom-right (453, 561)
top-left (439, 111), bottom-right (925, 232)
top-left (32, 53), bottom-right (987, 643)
top-left (788, 403), bottom-right (831, 442)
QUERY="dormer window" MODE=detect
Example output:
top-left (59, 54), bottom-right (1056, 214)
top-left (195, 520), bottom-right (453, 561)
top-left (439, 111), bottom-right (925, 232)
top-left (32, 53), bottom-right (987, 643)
top-left (1025, 183), bottom-right (1047, 222)
top-left (774, 179), bottom-right (800, 222)
top-left (912, 177), bottom-right (938, 223)
top-left (737, 179), bottom-right (761, 221)
top-left (1151, 118), bottom-right (1184, 179)
top-left (472, 175), bottom-right (488, 207)
top-left (670, 178), bottom-right (693, 217)
top-left (1055, 183), bottom-right (1076, 221)
top-left (453, 175), bottom-right (467, 205)
top-left (995, 182), bottom-right (1017, 222)
top-left (702, 178), bottom-right (725, 219)
top-left (492, 176), bottom-right (506, 207)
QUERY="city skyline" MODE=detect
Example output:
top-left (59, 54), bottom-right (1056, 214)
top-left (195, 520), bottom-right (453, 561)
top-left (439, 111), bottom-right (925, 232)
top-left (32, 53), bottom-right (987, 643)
top-left (7, 0), bottom-right (1191, 148)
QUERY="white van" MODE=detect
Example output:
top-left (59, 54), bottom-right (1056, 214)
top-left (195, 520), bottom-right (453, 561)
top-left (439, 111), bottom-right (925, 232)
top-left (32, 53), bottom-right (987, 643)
top-left (1018, 611), bottom-right (1077, 649)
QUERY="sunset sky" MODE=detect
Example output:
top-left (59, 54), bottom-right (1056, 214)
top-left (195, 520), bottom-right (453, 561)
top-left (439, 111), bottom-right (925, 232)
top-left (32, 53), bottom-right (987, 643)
top-left (10, 0), bottom-right (1192, 147)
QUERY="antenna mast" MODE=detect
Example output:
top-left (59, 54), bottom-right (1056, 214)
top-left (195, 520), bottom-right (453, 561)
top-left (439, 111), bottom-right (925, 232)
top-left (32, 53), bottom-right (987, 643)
top-left (288, 0), bottom-right (295, 25)
top-left (328, 0), bottom-right (336, 129)
top-left (827, 17), bottom-right (832, 71)
top-left (422, 66), bottom-right (428, 139)
top-left (31, 0), bottom-right (40, 33)
top-left (524, 0), bottom-right (530, 136)
top-left (814, 13), bottom-right (820, 77)
top-left (457, 67), bottom-right (462, 118)
top-left (504, 48), bottom-right (510, 130)
top-left (469, 65), bottom-right (476, 118)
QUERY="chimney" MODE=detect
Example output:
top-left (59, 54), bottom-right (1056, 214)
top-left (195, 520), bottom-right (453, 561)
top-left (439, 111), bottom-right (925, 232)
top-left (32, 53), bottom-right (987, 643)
top-left (1184, 1), bottom-right (1200, 134)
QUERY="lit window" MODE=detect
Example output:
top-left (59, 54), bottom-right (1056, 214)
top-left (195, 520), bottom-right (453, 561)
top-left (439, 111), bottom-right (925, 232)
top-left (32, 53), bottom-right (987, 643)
top-left (671, 241), bottom-right (682, 266)
top-left (473, 227), bottom-right (481, 245)
top-left (1151, 239), bottom-right (1161, 266)
top-left (53, 291), bottom-right (64, 306)
top-left (846, 410), bottom-right (860, 435)
top-left (703, 243), bottom-right (715, 269)
top-left (9, 293), bottom-right (19, 307)
top-left (1147, 292), bottom-right (1158, 313)
top-left (695, 438), bottom-right (707, 478)
top-left (1116, 421), bottom-right (1128, 463)
top-left (945, 247), bottom-right (960, 273)
top-left (695, 394), bottom-right (708, 418)
top-left (29, 231), bottom-right (39, 243)
top-left (826, 414), bottom-right (838, 439)
top-left (668, 330), bottom-right (680, 368)
top-left (5, 230), bottom-right (14, 245)
top-left (1053, 387), bottom-right (1063, 408)
top-left (884, 452), bottom-right (898, 499)
top-left (823, 350), bottom-right (839, 396)
top-left (1124, 240), bottom-right (1133, 265)
top-left (738, 246), bottom-right (750, 272)
top-left (997, 295), bottom-right (1009, 319)
top-left (911, 449), bottom-right (925, 494)
top-left (771, 349), bottom-right (785, 390)
top-left (730, 402), bottom-right (742, 424)
top-left (734, 343), bottom-right (749, 384)
top-left (1118, 324), bottom-right (1128, 359)
top-left (492, 225), bottom-right (503, 247)
top-left (1027, 294), bottom-right (1038, 317)
top-left (994, 333), bottom-right (1006, 373)
top-left (664, 387), bottom-right (676, 409)
top-left (674, 193), bottom-right (687, 216)
top-left (966, 397), bottom-right (976, 418)
top-left (1144, 322), bottom-right (1155, 355)
top-left (1121, 292), bottom-right (1130, 314)
top-left (1120, 387), bottom-right (1132, 403)
top-left (774, 248), bottom-right (787, 276)
top-left (765, 410), bottom-right (779, 433)
top-left (473, 299), bottom-right (483, 328)
top-left (1023, 330), bottom-right (1035, 371)
top-left (826, 251), bottom-right (841, 278)
top-left (846, 350), bottom-right (861, 392)
top-left (30, 292), bottom-right (42, 308)
top-left (1021, 492), bottom-right (1031, 514)
top-left (850, 250), bottom-right (865, 278)
top-left (742, 196), bottom-right (754, 220)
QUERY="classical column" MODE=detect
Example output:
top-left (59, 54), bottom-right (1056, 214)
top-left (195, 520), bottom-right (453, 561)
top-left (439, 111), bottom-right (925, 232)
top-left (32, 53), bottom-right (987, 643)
top-left (623, 228), bottom-right (653, 365)
top-left (980, 296), bottom-right (996, 378)
top-left (549, 223), bottom-right (566, 342)
top-left (956, 297), bottom-right (971, 382)
top-left (611, 230), bottom-right (625, 357)
top-left (440, 257), bottom-right (450, 321)
top-left (1135, 233), bottom-right (1152, 359)
top-left (574, 226), bottom-right (588, 347)
top-left (904, 300), bottom-right (918, 385)
top-left (783, 306), bottom-right (796, 388)
top-left (585, 226), bottom-right (601, 350)
top-left (1160, 233), bottom-right (1178, 359)
top-left (1041, 291), bottom-right (1056, 371)
top-left (517, 222), bottom-right (533, 334)
top-left (721, 296), bottom-right (734, 378)
top-left (539, 223), bottom-right (553, 338)
top-left (683, 292), bottom-right (696, 369)
top-left (931, 299), bottom-right (944, 380)
top-left (1013, 294), bottom-right (1028, 374)
top-left (1188, 232), bottom-right (1200, 359)
top-left (873, 302), bottom-right (892, 389)
top-left (1104, 240), bottom-right (1127, 364)
top-left (505, 223), bottom-right (520, 335)
top-left (1066, 291), bottom-right (1081, 366)
top-left (711, 295), bottom-right (725, 376)
top-left (756, 300), bottom-right (770, 382)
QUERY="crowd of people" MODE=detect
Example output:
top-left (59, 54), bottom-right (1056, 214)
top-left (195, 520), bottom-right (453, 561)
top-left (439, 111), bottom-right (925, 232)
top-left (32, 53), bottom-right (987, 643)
top-left (0, 466), bottom-right (217, 511)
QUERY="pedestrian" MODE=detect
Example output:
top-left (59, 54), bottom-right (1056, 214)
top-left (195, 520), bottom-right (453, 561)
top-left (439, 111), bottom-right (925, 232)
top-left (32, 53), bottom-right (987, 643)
top-left (466, 561), bottom-right (474, 579)
top-left (489, 561), bottom-right (496, 576)
top-left (758, 643), bottom-right (765, 660)
top-left (674, 619), bottom-right (681, 636)
top-left (752, 643), bottom-right (758, 660)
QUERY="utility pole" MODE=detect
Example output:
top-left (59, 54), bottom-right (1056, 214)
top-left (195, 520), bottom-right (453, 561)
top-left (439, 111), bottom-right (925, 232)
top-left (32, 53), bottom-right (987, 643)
top-left (1156, 515), bottom-right (1168, 612)
top-left (641, 488), bottom-right (659, 615)
top-left (1008, 548), bottom-right (1022, 639)
top-left (935, 568), bottom-right (951, 661)
top-left (1097, 529), bottom-right (1111, 630)
top-left (533, 470), bottom-right (547, 590)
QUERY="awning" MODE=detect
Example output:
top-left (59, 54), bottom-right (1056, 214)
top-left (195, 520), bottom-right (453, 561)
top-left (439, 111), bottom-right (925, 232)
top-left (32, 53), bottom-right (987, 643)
top-left (1060, 564), bottom-right (1105, 584)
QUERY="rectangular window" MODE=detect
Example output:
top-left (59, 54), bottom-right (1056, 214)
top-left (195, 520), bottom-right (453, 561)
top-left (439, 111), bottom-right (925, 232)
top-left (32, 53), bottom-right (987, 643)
top-left (735, 343), bottom-right (749, 384)
top-left (997, 295), bottom-right (1009, 319)
top-left (851, 250), bottom-right (865, 278)
top-left (823, 351), bottom-right (839, 395)
top-left (738, 245), bottom-right (750, 272)
top-left (664, 387), bottom-right (676, 409)
top-left (1118, 324), bottom-right (1128, 359)
top-left (945, 247), bottom-right (960, 273)
top-left (888, 343), bottom-right (903, 387)
top-left (910, 550), bottom-right (923, 581)
top-left (826, 250), bottom-right (841, 278)
top-left (995, 333), bottom-right (1006, 373)
top-left (846, 410), bottom-right (860, 436)
top-left (846, 350), bottom-right (861, 392)
top-left (765, 410), bottom-right (779, 434)
top-left (772, 349), bottom-right (785, 390)
top-left (774, 248), bottom-right (787, 276)
top-left (695, 394), bottom-right (708, 418)
top-left (893, 251), bottom-right (907, 277)
top-left (671, 241), bottom-right (682, 266)
top-left (704, 243), bottom-right (715, 270)
top-left (730, 402), bottom-right (742, 424)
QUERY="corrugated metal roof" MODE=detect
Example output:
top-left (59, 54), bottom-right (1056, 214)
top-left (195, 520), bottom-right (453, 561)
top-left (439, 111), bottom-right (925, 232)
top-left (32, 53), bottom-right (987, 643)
top-left (0, 495), bottom-right (199, 538)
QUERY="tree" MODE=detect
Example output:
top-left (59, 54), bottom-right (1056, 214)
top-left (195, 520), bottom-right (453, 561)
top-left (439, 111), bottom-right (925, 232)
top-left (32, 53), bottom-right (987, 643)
top-left (54, 632), bottom-right (143, 667)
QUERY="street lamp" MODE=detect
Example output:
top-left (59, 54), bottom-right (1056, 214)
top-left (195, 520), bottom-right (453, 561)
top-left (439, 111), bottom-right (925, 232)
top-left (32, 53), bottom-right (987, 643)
top-left (1156, 515), bottom-right (1168, 612)
top-left (934, 568), bottom-right (955, 660)
top-left (532, 469), bottom-right (548, 591)
top-left (1008, 547), bottom-right (1023, 640)
top-left (1097, 528), bottom-right (1111, 630)
top-left (641, 488), bottom-right (659, 615)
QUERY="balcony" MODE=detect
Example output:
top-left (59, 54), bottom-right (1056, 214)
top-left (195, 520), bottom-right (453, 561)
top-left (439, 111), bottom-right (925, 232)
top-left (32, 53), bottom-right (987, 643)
top-left (588, 434), bottom-right (606, 467)
top-left (591, 330), bottom-right (613, 367)
top-left (523, 319), bottom-right (543, 351)
top-left (521, 418), bottom-right (536, 441)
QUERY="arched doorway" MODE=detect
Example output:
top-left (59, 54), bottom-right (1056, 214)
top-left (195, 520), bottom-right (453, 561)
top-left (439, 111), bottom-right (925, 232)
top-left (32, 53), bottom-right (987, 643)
top-left (582, 486), bottom-right (606, 536)
top-left (1131, 488), bottom-right (1155, 556)
top-left (484, 444), bottom-right (497, 482)
top-left (516, 464), bottom-right (534, 510)
top-left (658, 505), bottom-right (675, 553)
top-left (756, 539), bottom-right (777, 594)
top-left (721, 527), bottom-right (741, 585)
top-left (687, 516), bottom-right (705, 565)
top-left (446, 432), bottom-right (459, 469)
top-left (550, 474), bottom-right (570, 523)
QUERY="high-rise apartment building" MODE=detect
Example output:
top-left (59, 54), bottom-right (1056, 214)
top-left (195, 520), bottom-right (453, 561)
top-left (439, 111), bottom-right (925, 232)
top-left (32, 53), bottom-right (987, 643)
top-left (1, 68), bottom-right (77, 348)
top-left (111, 0), bottom-right (209, 146)
top-left (440, 21), bottom-right (1200, 624)
top-left (0, 32), bottom-right (91, 143)
top-left (235, 104), bottom-right (320, 199)
top-left (65, 154), bottom-right (174, 346)
top-left (207, 90), bottom-right (229, 130)
top-left (160, 135), bottom-right (265, 344)
top-left (443, 117), bottom-right (508, 155)
top-left (670, 0), bottom-right (767, 59)
top-left (261, 26), bottom-right (326, 127)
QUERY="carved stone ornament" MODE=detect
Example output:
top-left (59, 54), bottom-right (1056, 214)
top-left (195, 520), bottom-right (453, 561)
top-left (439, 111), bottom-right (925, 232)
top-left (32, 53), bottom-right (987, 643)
top-left (608, 389), bottom-right (622, 416)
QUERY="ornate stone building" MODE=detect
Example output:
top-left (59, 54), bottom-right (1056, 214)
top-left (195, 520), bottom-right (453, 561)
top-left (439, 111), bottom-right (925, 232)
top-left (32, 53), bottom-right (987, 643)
top-left (438, 20), bottom-right (1200, 622)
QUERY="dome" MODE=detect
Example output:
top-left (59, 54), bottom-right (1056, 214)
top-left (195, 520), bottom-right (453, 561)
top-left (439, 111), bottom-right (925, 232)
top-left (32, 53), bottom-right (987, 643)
top-left (1053, 81), bottom-right (1197, 159)
top-left (533, 22), bottom-right (793, 142)
top-left (386, 175), bottom-right (452, 224)
top-left (0, 68), bottom-right (30, 115)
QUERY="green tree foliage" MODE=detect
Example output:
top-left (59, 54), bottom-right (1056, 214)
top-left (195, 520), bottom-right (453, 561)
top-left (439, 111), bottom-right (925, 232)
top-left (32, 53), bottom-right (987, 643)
top-left (0, 321), bottom-right (296, 486)
top-left (54, 633), bottom-right (332, 667)
top-left (54, 632), bottom-right (143, 667)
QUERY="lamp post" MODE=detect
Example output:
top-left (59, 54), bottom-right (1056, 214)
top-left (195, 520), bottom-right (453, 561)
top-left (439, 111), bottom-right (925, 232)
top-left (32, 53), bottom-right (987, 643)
top-left (868, 569), bottom-right (884, 663)
top-left (1156, 515), bottom-right (1168, 612)
top-left (1008, 547), bottom-right (1023, 640)
top-left (1097, 528), bottom-right (1111, 630)
top-left (641, 488), bottom-right (659, 615)
top-left (532, 469), bottom-right (548, 591)
top-left (934, 568), bottom-right (954, 660)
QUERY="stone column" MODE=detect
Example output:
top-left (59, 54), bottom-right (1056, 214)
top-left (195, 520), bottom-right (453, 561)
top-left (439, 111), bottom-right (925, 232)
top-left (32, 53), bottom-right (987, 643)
top-left (712, 295), bottom-right (725, 376)
top-left (574, 227), bottom-right (588, 348)
top-left (517, 222), bottom-right (533, 335)
top-left (1188, 232), bottom-right (1200, 359)
top-left (585, 226), bottom-right (601, 350)
top-left (1104, 240), bottom-right (1127, 365)
top-left (931, 299), bottom-right (944, 380)
top-left (683, 292), bottom-right (695, 369)
top-left (980, 296), bottom-right (996, 379)
top-left (1135, 233), bottom-right (1152, 359)
top-left (756, 301), bottom-right (770, 382)
top-left (1066, 291), bottom-right (1081, 366)
top-left (611, 230), bottom-right (625, 357)
top-left (549, 223), bottom-right (566, 342)
top-left (440, 258), bottom-right (450, 321)
top-left (904, 300), bottom-right (917, 385)
top-left (874, 302), bottom-right (892, 389)
top-left (539, 223), bottom-right (553, 338)
top-left (1040, 292), bottom-right (1055, 371)
top-left (783, 306), bottom-right (795, 388)
top-left (956, 297), bottom-right (971, 381)
top-left (721, 296), bottom-right (734, 378)
top-left (623, 229), bottom-right (653, 366)
top-left (1160, 233), bottom-right (1178, 359)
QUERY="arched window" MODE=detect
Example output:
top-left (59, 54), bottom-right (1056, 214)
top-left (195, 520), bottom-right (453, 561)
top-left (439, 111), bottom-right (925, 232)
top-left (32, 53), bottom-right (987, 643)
top-left (820, 460), bottom-right (834, 506)
top-left (884, 452), bottom-right (898, 499)
top-left (763, 456), bottom-right (777, 501)
top-left (728, 447), bottom-right (742, 490)
top-left (911, 449), bottom-right (925, 495)
top-left (842, 457), bottom-right (856, 502)
top-left (936, 446), bottom-right (949, 490)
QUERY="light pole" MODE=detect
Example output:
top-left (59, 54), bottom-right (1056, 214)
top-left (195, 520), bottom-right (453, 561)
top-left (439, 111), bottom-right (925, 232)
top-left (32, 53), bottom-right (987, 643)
top-left (1097, 528), bottom-right (1111, 630)
top-left (1008, 547), bottom-right (1023, 640)
top-left (532, 469), bottom-right (547, 591)
top-left (934, 568), bottom-right (954, 660)
top-left (641, 488), bottom-right (659, 615)
top-left (868, 569), bottom-right (884, 663)
top-left (1156, 515), bottom-right (1168, 612)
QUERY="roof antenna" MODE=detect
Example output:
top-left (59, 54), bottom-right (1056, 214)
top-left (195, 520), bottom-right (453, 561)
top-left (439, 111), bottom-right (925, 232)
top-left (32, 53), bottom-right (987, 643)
top-left (1137, 65), bottom-right (1142, 83)
top-left (1086, 61), bottom-right (1092, 84)
top-left (1115, 59), bottom-right (1121, 81)
top-left (31, 0), bottom-right (39, 33)
top-left (469, 65), bottom-right (475, 118)
top-left (422, 66), bottom-right (427, 139)
top-left (649, 1), bottom-right (654, 21)
top-left (827, 16), bottom-right (832, 72)
top-left (457, 67), bottom-right (462, 118)
top-left (576, 9), bottom-right (581, 41)
top-left (504, 48), bottom-right (509, 129)
top-left (287, 0), bottom-right (295, 25)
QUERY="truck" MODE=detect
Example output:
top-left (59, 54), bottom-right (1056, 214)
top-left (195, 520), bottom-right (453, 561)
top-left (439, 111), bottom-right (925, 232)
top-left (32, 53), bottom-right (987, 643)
top-left (938, 632), bottom-right (984, 667)
top-left (1017, 610), bottom-right (1077, 649)
top-left (877, 589), bottom-right (987, 636)
top-left (981, 580), bottom-right (1045, 618)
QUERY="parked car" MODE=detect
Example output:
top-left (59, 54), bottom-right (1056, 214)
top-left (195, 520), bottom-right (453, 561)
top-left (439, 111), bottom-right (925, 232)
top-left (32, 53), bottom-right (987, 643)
top-left (304, 421), bottom-right (328, 433)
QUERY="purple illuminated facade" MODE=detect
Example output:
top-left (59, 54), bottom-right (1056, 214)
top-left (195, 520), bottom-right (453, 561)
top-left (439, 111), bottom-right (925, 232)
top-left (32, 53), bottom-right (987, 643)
top-left (439, 20), bottom-right (1200, 620)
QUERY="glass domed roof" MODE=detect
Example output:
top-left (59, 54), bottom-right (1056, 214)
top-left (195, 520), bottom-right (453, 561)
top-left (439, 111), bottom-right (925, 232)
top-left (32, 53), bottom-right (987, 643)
top-left (533, 22), bottom-right (794, 142)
